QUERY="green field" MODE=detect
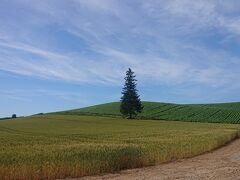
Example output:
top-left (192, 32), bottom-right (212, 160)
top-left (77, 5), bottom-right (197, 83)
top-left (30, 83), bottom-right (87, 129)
top-left (0, 114), bottom-right (239, 179)
top-left (58, 101), bottom-right (240, 123)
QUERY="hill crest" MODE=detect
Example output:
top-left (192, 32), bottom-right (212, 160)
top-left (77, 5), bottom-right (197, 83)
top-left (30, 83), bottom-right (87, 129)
top-left (56, 101), bottom-right (240, 123)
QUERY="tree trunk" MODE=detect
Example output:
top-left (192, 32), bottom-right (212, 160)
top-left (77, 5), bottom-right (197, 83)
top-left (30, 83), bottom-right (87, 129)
top-left (129, 113), bottom-right (132, 119)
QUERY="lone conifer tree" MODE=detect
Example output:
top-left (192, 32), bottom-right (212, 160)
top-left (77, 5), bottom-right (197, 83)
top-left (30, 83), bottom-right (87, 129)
top-left (120, 68), bottom-right (143, 119)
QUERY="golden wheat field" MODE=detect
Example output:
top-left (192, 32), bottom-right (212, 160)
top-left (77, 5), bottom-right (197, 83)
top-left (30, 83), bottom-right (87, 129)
top-left (0, 114), bottom-right (239, 179)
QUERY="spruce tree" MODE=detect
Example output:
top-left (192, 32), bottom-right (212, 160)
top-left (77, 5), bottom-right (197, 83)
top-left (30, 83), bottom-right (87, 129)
top-left (120, 68), bottom-right (143, 119)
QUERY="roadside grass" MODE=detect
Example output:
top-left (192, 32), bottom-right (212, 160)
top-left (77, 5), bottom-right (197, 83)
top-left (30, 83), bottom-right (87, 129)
top-left (0, 115), bottom-right (239, 179)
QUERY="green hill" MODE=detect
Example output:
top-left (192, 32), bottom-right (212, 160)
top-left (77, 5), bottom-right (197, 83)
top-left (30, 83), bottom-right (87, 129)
top-left (57, 101), bottom-right (240, 123)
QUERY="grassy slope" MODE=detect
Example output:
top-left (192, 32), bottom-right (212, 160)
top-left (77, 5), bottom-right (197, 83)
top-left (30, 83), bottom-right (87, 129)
top-left (0, 114), bottom-right (239, 179)
top-left (58, 102), bottom-right (240, 123)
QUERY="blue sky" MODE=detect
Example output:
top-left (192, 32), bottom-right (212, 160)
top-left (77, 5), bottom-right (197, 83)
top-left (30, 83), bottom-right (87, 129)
top-left (1, 0), bottom-right (240, 117)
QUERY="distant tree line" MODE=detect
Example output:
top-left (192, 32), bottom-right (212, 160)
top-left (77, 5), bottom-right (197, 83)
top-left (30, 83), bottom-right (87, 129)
top-left (0, 114), bottom-right (18, 120)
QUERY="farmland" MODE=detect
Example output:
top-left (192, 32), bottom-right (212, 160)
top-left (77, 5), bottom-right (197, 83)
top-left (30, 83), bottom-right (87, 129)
top-left (0, 114), bottom-right (239, 179)
top-left (59, 101), bottom-right (240, 123)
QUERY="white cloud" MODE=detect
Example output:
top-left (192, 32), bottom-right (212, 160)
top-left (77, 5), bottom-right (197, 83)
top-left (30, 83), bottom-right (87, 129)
top-left (0, 0), bottom-right (240, 89)
top-left (0, 89), bottom-right (89, 104)
top-left (142, 0), bottom-right (240, 35)
top-left (76, 0), bottom-right (119, 14)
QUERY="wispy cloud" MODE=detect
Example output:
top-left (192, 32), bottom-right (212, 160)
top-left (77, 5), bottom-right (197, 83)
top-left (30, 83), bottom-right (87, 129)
top-left (0, 0), bottom-right (240, 87)
top-left (0, 88), bottom-right (89, 104)
top-left (1, 0), bottom-right (240, 117)
top-left (142, 0), bottom-right (240, 35)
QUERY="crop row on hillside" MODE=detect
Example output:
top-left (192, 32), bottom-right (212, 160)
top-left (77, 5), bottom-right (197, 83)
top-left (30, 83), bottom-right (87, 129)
top-left (59, 102), bottom-right (240, 123)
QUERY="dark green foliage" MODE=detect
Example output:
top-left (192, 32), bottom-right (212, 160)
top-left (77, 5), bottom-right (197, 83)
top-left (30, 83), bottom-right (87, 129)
top-left (0, 117), bottom-right (11, 121)
top-left (12, 114), bottom-right (17, 119)
top-left (120, 68), bottom-right (143, 119)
